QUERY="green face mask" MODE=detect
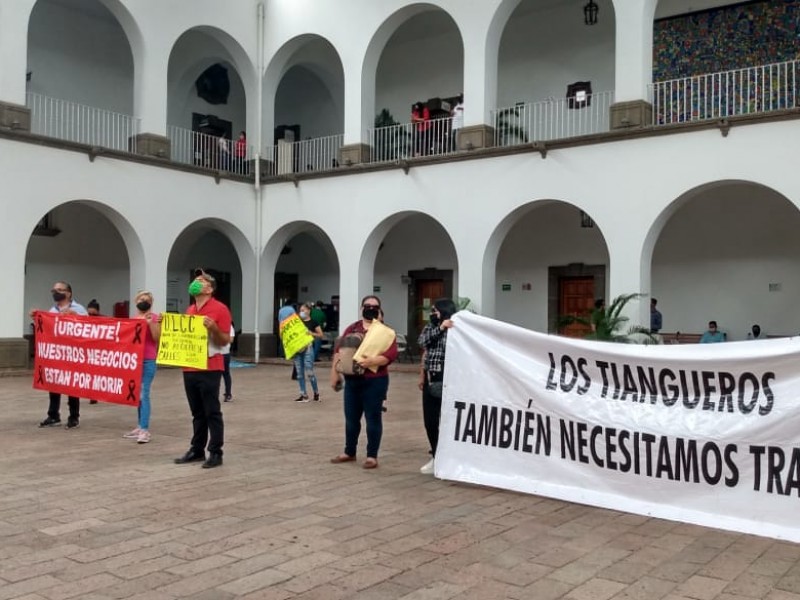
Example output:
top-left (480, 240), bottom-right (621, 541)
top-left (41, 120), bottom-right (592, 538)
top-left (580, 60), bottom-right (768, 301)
top-left (188, 280), bottom-right (204, 296)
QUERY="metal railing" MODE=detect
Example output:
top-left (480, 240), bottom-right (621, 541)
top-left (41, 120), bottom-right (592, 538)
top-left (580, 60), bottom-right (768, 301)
top-left (167, 125), bottom-right (252, 175)
top-left (26, 92), bottom-right (139, 153)
top-left (270, 133), bottom-right (343, 175)
top-left (491, 91), bottom-right (614, 148)
top-left (368, 117), bottom-right (458, 163)
top-left (650, 59), bottom-right (800, 125)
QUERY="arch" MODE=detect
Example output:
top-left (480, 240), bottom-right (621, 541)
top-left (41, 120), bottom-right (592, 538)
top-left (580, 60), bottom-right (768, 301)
top-left (485, 198), bottom-right (609, 331)
top-left (361, 3), bottom-right (464, 132)
top-left (263, 34), bottom-right (345, 145)
top-left (167, 25), bottom-right (257, 136)
top-left (643, 179), bottom-right (800, 339)
top-left (27, 0), bottom-right (139, 114)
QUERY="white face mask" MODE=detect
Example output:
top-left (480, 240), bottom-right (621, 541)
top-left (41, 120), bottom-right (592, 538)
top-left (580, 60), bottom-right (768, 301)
top-left (300, 311), bottom-right (308, 319)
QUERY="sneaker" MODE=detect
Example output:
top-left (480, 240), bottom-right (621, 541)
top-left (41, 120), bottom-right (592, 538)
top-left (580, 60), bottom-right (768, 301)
top-left (295, 395), bottom-right (309, 403)
top-left (39, 416), bottom-right (61, 428)
top-left (223, 395), bottom-right (233, 402)
top-left (136, 430), bottom-right (151, 444)
top-left (420, 459), bottom-right (435, 475)
top-left (65, 418), bottom-right (80, 430)
top-left (123, 428), bottom-right (141, 439)
top-left (313, 393), bottom-right (320, 402)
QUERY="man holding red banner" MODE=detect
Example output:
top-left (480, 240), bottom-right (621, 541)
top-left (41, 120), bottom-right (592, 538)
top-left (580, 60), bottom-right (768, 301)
top-left (33, 281), bottom-right (87, 429)
top-left (174, 269), bottom-right (232, 469)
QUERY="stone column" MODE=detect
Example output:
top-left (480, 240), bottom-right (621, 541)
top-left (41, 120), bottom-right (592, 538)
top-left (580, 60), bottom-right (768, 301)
top-left (610, 0), bottom-right (658, 129)
top-left (338, 48), bottom-right (374, 165)
top-left (0, 0), bottom-right (36, 132)
top-left (132, 40), bottom-right (171, 158)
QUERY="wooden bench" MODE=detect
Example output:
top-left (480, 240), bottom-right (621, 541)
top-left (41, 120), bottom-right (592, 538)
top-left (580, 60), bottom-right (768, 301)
top-left (659, 332), bottom-right (703, 344)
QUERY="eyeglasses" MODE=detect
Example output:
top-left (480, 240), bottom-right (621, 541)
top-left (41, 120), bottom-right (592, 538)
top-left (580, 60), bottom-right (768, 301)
top-left (362, 304), bottom-right (380, 309)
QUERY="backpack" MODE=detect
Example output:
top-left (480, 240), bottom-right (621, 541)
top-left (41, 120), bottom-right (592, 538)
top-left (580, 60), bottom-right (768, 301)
top-left (334, 332), bottom-right (365, 376)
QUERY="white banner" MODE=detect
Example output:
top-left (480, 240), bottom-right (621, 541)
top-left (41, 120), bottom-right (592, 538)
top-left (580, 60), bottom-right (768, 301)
top-left (436, 311), bottom-right (800, 542)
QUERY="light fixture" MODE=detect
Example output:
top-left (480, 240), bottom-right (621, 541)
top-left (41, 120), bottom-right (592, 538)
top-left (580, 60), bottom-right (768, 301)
top-left (584, 0), bottom-right (598, 25)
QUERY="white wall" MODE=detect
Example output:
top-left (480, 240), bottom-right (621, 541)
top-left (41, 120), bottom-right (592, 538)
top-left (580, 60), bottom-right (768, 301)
top-left (497, 0), bottom-right (616, 108)
top-left (275, 66), bottom-right (342, 139)
top-left (495, 202), bottom-right (609, 332)
top-left (652, 185), bottom-right (800, 340)
top-left (375, 11), bottom-right (463, 125)
top-left (27, 0), bottom-right (133, 113)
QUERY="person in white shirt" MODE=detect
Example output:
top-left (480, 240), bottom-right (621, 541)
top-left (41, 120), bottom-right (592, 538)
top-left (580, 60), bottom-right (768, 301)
top-left (450, 93), bottom-right (464, 151)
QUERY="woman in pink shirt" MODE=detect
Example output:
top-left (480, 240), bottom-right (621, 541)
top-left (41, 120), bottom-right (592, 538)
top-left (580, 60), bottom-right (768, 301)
top-left (124, 291), bottom-right (161, 444)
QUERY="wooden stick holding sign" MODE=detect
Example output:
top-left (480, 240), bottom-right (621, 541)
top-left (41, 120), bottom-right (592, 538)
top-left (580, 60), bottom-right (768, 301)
top-left (157, 313), bottom-right (208, 369)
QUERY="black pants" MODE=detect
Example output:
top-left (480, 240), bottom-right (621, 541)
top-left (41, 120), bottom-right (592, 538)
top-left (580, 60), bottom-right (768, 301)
top-left (422, 372), bottom-right (443, 456)
top-left (48, 393), bottom-right (79, 420)
top-left (183, 371), bottom-right (224, 456)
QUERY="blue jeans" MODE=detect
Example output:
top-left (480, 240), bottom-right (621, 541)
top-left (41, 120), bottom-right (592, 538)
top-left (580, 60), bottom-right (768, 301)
top-left (138, 359), bottom-right (156, 430)
top-left (293, 348), bottom-right (318, 396)
top-left (343, 376), bottom-right (388, 459)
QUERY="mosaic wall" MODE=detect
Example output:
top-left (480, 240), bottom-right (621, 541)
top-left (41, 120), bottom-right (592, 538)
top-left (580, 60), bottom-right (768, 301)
top-left (654, 0), bottom-right (800, 81)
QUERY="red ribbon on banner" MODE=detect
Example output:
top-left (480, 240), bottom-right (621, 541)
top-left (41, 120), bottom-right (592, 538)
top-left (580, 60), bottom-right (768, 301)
top-left (32, 311), bottom-right (145, 406)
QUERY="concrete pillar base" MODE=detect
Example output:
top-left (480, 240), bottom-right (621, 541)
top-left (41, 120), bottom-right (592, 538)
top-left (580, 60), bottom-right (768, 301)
top-left (610, 100), bottom-right (653, 129)
top-left (237, 333), bottom-right (279, 359)
top-left (457, 124), bottom-right (495, 150)
top-left (0, 101), bottom-right (31, 132)
top-left (0, 338), bottom-right (30, 370)
top-left (132, 133), bottom-right (171, 158)
top-left (338, 143), bottom-right (371, 166)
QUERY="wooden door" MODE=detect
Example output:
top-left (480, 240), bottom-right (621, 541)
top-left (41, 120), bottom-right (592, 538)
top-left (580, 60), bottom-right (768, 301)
top-left (415, 279), bottom-right (445, 333)
top-left (559, 276), bottom-right (594, 337)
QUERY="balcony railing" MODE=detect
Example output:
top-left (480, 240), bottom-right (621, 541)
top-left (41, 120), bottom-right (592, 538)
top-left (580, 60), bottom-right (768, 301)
top-left (491, 91), bottom-right (614, 148)
top-left (650, 59), bottom-right (800, 125)
top-left (368, 117), bottom-right (457, 164)
top-left (167, 125), bottom-right (252, 175)
top-left (268, 134), bottom-right (344, 175)
top-left (26, 92), bottom-right (140, 153)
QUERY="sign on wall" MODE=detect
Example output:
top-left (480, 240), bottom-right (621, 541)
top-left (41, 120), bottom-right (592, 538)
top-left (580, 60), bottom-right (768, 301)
top-left (437, 311), bottom-right (800, 542)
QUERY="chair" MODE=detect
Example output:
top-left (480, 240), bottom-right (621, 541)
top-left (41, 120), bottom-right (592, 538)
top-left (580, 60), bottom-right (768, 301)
top-left (396, 333), bottom-right (414, 363)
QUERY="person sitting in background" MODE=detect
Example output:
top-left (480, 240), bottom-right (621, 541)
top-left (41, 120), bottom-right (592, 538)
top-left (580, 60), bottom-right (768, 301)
top-left (747, 324), bottom-right (766, 340)
top-left (700, 320), bottom-right (725, 343)
top-left (650, 298), bottom-right (662, 334)
top-left (87, 299), bottom-right (101, 317)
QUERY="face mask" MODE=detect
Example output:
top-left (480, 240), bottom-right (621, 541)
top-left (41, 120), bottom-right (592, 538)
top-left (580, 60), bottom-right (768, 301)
top-left (188, 280), bottom-right (204, 296)
top-left (429, 313), bottom-right (440, 326)
top-left (52, 292), bottom-right (66, 302)
top-left (362, 307), bottom-right (380, 321)
top-left (299, 311), bottom-right (308, 319)
top-left (136, 301), bottom-right (152, 312)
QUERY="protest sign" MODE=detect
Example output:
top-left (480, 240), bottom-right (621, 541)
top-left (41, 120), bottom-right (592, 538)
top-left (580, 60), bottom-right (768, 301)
top-left (280, 312), bottom-right (314, 359)
top-left (32, 311), bottom-right (144, 406)
top-left (437, 311), bottom-right (800, 542)
top-left (156, 313), bottom-right (207, 369)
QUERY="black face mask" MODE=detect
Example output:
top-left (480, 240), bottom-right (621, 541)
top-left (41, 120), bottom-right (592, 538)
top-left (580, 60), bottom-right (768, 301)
top-left (52, 292), bottom-right (67, 302)
top-left (136, 301), bottom-right (152, 312)
top-left (429, 313), bottom-right (440, 326)
top-left (362, 307), bottom-right (380, 321)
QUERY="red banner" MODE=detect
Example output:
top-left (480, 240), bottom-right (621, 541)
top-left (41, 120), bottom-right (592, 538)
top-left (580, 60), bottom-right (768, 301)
top-left (32, 311), bottom-right (145, 406)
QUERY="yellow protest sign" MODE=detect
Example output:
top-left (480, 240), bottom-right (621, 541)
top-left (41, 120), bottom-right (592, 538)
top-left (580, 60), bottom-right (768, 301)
top-left (156, 314), bottom-right (208, 369)
top-left (280, 313), bottom-right (314, 359)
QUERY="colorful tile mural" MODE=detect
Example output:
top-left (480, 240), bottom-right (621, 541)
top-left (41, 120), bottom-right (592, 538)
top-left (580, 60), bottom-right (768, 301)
top-left (654, 0), bottom-right (800, 81)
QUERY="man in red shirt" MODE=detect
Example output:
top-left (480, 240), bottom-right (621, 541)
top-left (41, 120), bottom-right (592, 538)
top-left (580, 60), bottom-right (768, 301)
top-left (234, 130), bottom-right (247, 175)
top-left (174, 269), bottom-right (232, 469)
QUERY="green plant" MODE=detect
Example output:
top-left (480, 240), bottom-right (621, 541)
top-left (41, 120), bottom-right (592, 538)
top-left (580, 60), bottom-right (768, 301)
top-left (374, 109), bottom-right (410, 161)
top-left (495, 106), bottom-right (528, 146)
top-left (559, 293), bottom-right (657, 344)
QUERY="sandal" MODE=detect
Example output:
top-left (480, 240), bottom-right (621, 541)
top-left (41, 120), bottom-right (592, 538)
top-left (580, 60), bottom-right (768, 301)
top-left (330, 454), bottom-right (356, 464)
top-left (362, 458), bottom-right (379, 469)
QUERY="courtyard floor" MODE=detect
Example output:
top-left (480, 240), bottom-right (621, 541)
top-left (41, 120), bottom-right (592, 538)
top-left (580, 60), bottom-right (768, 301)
top-left (2, 364), bottom-right (800, 599)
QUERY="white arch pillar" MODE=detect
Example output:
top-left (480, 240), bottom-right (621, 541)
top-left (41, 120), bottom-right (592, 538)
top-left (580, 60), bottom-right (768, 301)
top-left (133, 36), bottom-right (171, 157)
top-left (0, 0), bottom-right (36, 130)
top-left (610, 0), bottom-right (658, 129)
